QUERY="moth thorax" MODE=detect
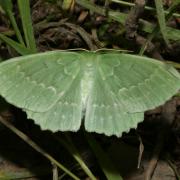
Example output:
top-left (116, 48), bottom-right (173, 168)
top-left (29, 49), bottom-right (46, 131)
top-left (81, 61), bottom-right (94, 111)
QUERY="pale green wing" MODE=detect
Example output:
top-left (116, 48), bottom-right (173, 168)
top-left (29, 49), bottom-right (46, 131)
top-left (84, 68), bottom-right (144, 136)
top-left (97, 53), bottom-right (180, 113)
top-left (25, 70), bottom-right (82, 131)
top-left (0, 51), bottom-right (82, 112)
top-left (85, 53), bottom-right (180, 136)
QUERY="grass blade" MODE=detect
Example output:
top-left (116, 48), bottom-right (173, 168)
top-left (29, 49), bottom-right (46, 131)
top-left (17, 0), bottom-right (37, 52)
top-left (154, 0), bottom-right (169, 45)
top-left (111, 0), bottom-right (180, 18)
top-left (0, 34), bottom-right (34, 55)
top-left (85, 133), bottom-right (123, 180)
top-left (0, 0), bottom-right (12, 10)
top-left (139, 0), bottom-right (180, 55)
top-left (0, 0), bottom-right (25, 45)
top-left (55, 134), bottom-right (97, 180)
top-left (6, 10), bottom-right (25, 46)
top-left (76, 0), bottom-right (180, 41)
top-left (165, 0), bottom-right (180, 19)
top-left (0, 116), bottom-right (80, 180)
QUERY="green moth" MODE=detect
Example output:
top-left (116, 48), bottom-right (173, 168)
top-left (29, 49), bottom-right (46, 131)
top-left (0, 50), bottom-right (179, 136)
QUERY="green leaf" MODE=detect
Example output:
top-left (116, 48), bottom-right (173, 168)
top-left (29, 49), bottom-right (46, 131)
top-left (0, 51), bottom-right (179, 136)
top-left (17, 0), bottom-right (37, 52)
top-left (0, 0), bottom-right (13, 12)
top-left (0, 34), bottom-right (34, 55)
top-left (154, 0), bottom-right (169, 44)
top-left (0, 0), bottom-right (25, 45)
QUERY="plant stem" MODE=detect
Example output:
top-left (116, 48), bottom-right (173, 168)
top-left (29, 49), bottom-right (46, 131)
top-left (0, 116), bottom-right (80, 180)
top-left (17, 0), bottom-right (37, 52)
top-left (111, 0), bottom-right (180, 18)
top-left (6, 9), bottom-right (25, 46)
top-left (55, 134), bottom-right (97, 180)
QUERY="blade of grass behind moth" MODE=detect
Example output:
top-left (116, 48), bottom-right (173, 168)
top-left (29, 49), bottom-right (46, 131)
top-left (85, 133), bottom-right (123, 180)
top-left (54, 134), bottom-right (97, 180)
top-left (76, 0), bottom-right (127, 24)
top-left (0, 0), bottom-right (25, 45)
top-left (76, 0), bottom-right (180, 41)
top-left (0, 116), bottom-right (80, 180)
top-left (154, 0), bottom-right (169, 45)
top-left (17, 0), bottom-right (37, 53)
top-left (139, 0), bottom-right (180, 55)
top-left (165, 0), bottom-right (180, 19)
top-left (0, 34), bottom-right (34, 55)
top-left (111, 0), bottom-right (180, 18)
